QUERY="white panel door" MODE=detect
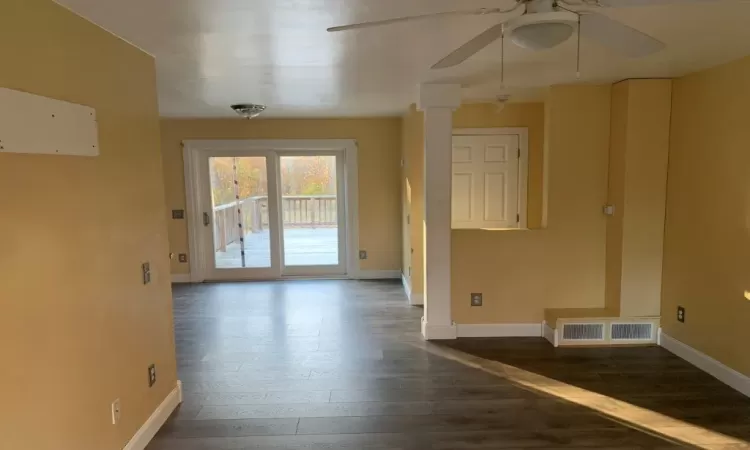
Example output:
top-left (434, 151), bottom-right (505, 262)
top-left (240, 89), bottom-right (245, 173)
top-left (452, 135), bottom-right (520, 229)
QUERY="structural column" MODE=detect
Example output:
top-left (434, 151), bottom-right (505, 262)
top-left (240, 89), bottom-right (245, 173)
top-left (417, 84), bottom-right (461, 340)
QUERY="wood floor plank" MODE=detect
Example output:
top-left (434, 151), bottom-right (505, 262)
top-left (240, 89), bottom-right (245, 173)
top-left (150, 280), bottom-right (750, 450)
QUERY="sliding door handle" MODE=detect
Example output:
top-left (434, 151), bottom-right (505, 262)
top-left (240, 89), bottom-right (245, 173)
top-left (203, 212), bottom-right (211, 227)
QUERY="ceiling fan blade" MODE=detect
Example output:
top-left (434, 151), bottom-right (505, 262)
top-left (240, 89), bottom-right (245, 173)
top-left (327, 7), bottom-right (508, 32)
top-left (432, 23), bottom-right (507, 69)
top-left (580, 12), bottom-right (665, 57)
top-left (588, 0), bottom-right (726, 6)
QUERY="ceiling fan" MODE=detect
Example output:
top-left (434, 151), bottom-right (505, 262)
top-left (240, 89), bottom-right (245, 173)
top-left (327, 0), bottom-right (716, 70)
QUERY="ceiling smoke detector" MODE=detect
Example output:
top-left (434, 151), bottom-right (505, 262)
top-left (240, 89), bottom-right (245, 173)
top-left (231, 103), bottom-right (267, 119)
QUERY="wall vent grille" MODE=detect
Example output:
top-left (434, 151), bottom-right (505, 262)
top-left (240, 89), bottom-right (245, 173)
top-left (611, 323), bottom-right (653, 341)
top-left (561, 323), bottom-right (604, 341)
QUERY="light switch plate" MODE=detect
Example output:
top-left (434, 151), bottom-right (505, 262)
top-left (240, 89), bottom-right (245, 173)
top-left (142, 262), bottom-right (151, 285)
top-left (359, 250), bottom-right (368, 260)
top-left (148, 364), bottom-right (156, 387)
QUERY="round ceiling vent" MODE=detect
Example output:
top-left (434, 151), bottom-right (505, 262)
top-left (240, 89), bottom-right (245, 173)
top-left (231, 104), bottom-right (267, 119)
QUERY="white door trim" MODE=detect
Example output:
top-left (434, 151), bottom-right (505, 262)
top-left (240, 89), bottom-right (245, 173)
top-left (453, 127), bottom-right (529, 229)
top-left (182, 139), bottom-right (359, 282)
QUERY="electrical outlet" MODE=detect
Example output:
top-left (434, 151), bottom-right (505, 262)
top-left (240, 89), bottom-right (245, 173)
top-left (359, 250), bottom-right (368, 260)
top-left (111, 399), bottom-right (121, 425)
top-left (178, 253), bottom-right (188, 263)
top-left (471, 293), bottom-right (483, 307)
top-left (142, 262), bottom-right (151, 285)
top-left (677, 306), bottom-right (685, 323)
top-left (148, 364), bottom-right (156, 387)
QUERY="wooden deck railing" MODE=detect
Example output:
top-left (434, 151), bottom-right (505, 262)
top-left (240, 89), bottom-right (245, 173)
top-left (213, 195), bottom-right (337, 252)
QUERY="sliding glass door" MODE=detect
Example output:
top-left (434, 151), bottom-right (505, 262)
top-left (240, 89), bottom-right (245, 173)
top-left (201, 150), bottom-right (346, 280)
top-left (278, 153), bottom-right (346, 276)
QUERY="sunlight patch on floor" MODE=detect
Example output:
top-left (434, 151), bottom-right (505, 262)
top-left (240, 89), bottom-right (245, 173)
top-left (415, 341), bottom-right (748, 449)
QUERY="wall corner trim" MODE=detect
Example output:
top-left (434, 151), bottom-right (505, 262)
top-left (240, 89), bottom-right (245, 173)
top-left (402, 274), bottom-right (424, 306)
top-left (171, 274), bottom-right (192, 284)
top-left (660, 332), bottom-right (750, 398)
top-left (123, 380), bottom-right (183, 450)
top-left (543, 321), bottom-right (559, 347)
top-left (422, 317), bottom-right (458, 340)
top-left (456, 323), bottom-right (543, 338)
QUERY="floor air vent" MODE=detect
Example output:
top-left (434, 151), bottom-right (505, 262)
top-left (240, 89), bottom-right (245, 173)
top-left (561, 323), bottom-right (604, 341)
top-left (611, 323), bottom-right (653, 341)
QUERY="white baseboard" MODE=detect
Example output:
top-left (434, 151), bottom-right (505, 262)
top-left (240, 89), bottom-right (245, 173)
top-left (123, 381), bottom-right (183, 450)
top-left (456, 323), bottom-right (543, 338)
top-left (660, 331), bottom-right (750, 398)
top-left (401, 274), bottom-right (424, 306)
top-left (421, 316), bottom-right (457, 340)
top-left (171, 274), bottom-right (191, 284)
top-left (543, 321), bottom-right (558, 347)
top-left (354, 270), bottom-right (401, 280)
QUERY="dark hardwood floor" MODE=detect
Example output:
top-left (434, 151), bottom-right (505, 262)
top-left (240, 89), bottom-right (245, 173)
top-left (149, 280), bottom-right (750, 449)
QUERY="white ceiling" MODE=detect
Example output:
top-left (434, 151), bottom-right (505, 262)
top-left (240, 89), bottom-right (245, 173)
top-left (56, 0), bottom-right (750, 118)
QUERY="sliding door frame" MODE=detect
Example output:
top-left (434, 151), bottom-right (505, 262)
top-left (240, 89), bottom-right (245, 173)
top-left (183, 139), bottom-right (359, 282)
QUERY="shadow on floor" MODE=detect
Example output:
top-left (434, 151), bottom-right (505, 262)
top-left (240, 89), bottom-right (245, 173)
top-left (440, 337), bottom-right (750, 445)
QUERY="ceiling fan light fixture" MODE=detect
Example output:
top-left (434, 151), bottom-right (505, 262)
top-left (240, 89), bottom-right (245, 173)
top-left (512, 22), bottom-right (574, 50)
top-left (506, 11), bottom-right (578, 51)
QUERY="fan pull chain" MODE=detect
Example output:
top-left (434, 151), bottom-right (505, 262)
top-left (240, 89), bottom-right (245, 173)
top-left (500, 28), bottom-right (505, 87)
top-left (576, 15), bottom-right (582, 79)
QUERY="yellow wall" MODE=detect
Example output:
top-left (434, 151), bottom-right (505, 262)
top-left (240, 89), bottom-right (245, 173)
top-left (453, 103), bottom-right (547, 230)
top-left (160, 118), bottom-right (403, 274)
top-left (402, 98), bottom-right (611, 323)
top-left (401, 106), bottom-right (425, 294)
top-left (0, 1), bottom-right (176, 449)
top-left (401, 103), bottom-right (545, 298)
top-left (452, 87), bottom-right (611, 323)
top-left (605, 82), bottom-right (628, 314)
top-left (618, 80), bottom-right (672, 317)
top-left (605, 80), bottom-right (672, 317)
top-left (662, 56), bottom-right (750, 376)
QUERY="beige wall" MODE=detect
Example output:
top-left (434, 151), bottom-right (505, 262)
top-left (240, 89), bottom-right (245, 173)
top-left (401, 106), bottom-right (424, 292)
top-left (453, 103), bottom-right (546, 230)
top-left (160, 118), bottom-right (403, 274)
top-left (605, 82), bottom-right (628, 314)
top-left (403, 98), bottom-right (611, 323)
top-left (662, 56), bottom-right (750, 376)
top-left (401, 103), bottom-right (544, 298)
top-left (0, 1), bottom-right (176, 448)
top-left (453, 87), bottom-right (611, 323)
top-left (605, 80), bottom-right (672, 317)
top-left (618, 80), bottom-right (672, 317)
